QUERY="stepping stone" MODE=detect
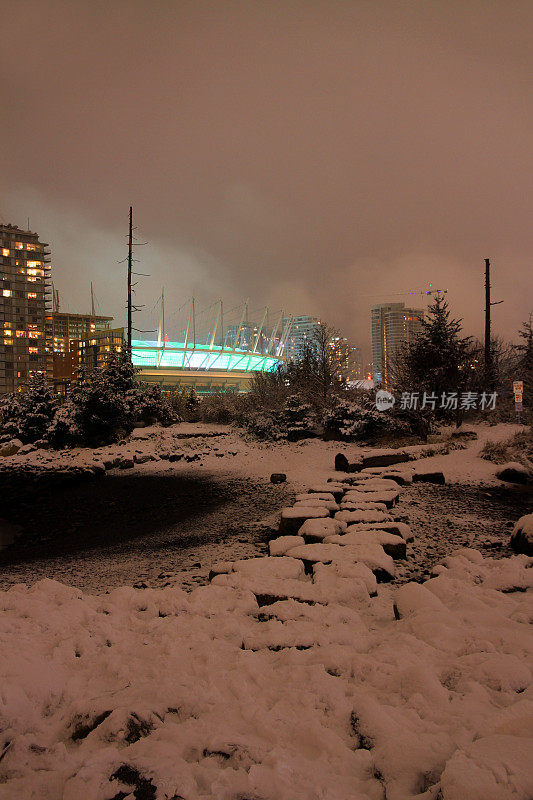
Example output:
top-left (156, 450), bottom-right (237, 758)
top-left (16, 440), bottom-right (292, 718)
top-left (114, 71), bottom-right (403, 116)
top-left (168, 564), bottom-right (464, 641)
top-left (335, 509), bottom-right (393, 525)
top-left (212, 573), bottom-right (355, 606)
top-left (347, 521), bottom-right (414, 542)
top-left (295, 492), bottom-right (335, 502)
top-left (210, 556), bottom-right (305, 581)
top-left (343, 489), bottom-right (399, 508)
top-left (293, 498), bottom-right (339, 512)
top-left (279, 506), bottom-right (330, 535)
top-left (269, 535), bottom-right (305, 556)
top-left (334, 453), bottom-right (362, 473)
top-left (308, 484), bottom-right (345, 502)
top-left (324, 530), bottom-right (407, 560)
top-left (298, 517), bottom-right (348, 542)
top-left (350, 478), bottom-right (400, 492)
top-left (340, 501), bottom-right (388, 512)
top-left (285, 541), bottom-right (395, 581)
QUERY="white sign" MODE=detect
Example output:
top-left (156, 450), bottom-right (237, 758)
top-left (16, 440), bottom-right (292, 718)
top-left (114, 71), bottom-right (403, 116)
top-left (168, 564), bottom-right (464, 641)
top-left (375, 390), bottom-right (395, 411)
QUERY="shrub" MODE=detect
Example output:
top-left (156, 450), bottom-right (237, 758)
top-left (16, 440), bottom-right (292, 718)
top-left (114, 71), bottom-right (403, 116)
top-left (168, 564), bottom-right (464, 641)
top-left (0, 374), bottom-right (59, 444)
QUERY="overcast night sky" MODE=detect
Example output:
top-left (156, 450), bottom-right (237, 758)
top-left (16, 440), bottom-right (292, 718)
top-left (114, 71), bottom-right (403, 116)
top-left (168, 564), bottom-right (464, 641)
top-left (1, 0), bottom-right (532, 356)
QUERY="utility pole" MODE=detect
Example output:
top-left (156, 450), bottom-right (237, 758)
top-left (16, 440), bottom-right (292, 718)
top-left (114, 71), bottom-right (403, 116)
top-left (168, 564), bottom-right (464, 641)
top-left (127, 206), bottom-right (133, 354)
top-left (484, 258), bottom-right (491, 383)
top-left (484, 258), bottom-right (504, 388)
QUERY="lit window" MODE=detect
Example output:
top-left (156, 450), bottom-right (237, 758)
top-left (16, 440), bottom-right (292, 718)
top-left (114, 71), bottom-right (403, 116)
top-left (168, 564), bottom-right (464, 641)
top-left (2, 248), bottom-right (9, 256)
top-left (4, 338), bottom-right (12, 345)
top-left (27, 261), bottom-right (43, 268)
top-left (27, 276), bottom-right (37, 282)
top-left (29, 347), bottom-right (38, 354)
top-left (26, 243), bottom-right (36, 251)
top-left (2, 289), bottom-right (12, 297)
top-left (27, 268), bottom-right (44, 277)
top-left (15, 242), bottom-right (23, 250)
top-left (16, 331), bottom-right (25, 337)
top-left (4, 329), bottom-right (12, 336)
top-left (27, 292), bottom-right (37, 299)
top-left (28, 331), bottom-right (42, 339)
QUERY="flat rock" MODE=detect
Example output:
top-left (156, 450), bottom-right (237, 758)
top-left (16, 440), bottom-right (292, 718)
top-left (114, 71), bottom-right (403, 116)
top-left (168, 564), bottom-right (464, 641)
top-left (325, 530), bottom-right (407, 559)
top-left (362, 450), bottom-right (410, 468)
top-left (269, 535), bottom-right (305, 556)
top-left (412, 470), bottom-right (446, 484)
top-left (308, 484), bottom-right (345, 502)
top-left (298, 517), bottom-right (348, 542)
top-left (285, 541), bottom-right (395, 581)
top-left (335, 509), bottom-right (392, 525)
top-left (279, 506), bottom-right (330, 535)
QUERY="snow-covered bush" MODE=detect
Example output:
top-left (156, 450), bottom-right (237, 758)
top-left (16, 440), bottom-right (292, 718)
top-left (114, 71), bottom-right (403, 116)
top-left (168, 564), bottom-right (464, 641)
top-left (322, 397), bottom-right (414, 442)
top-left (283, 394), bottom-right (318, 441)
top-left (0, 374), bottom-right (59, 444)
top-left (129, 384), bottom-right (179, 427)
top-left (245, 410), bottom-right (286, 440)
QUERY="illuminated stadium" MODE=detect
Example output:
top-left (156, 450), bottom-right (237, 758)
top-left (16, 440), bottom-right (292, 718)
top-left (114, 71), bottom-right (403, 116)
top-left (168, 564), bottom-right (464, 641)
top-left (132, 297), bottom-right (292, 393)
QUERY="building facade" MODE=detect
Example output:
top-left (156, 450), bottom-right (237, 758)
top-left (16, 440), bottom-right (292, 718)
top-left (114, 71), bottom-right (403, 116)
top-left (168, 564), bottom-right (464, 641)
top-left (0, 224), bottom-right (51, 393)
top-left (283, 315), bottom-right (321, 360)
top-left (371, 302), bottom-right (424, 387)
top-left (48, 311), bottom-right (114, 386)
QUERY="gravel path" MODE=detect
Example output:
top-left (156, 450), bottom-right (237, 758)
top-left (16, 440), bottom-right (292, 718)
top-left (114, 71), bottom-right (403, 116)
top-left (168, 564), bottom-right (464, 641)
top-left (0, 469), bottom-right (292, 593)
top-left (392, 481), bottom-right (533, 584)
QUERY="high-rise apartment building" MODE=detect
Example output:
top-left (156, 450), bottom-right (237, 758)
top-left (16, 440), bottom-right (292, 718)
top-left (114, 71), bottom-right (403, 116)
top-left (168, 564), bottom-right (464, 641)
top-left (371, 302), bottom-right (424, 387)
top-left (0, 224), bottom-right (51, 393)
top-left (283, 315), bottom-right (321, 360)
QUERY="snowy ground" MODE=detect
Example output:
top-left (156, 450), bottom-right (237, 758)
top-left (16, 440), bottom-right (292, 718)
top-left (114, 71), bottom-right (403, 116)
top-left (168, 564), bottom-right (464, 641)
top-left (0, 422), bottom-right (532, 799)
top-left (0, 422), bottom-right (529, 592)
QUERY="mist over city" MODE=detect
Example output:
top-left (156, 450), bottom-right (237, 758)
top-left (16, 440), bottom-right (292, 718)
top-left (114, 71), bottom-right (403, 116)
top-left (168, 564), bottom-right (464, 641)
top-left (0, 3), bottom-right (532, 800)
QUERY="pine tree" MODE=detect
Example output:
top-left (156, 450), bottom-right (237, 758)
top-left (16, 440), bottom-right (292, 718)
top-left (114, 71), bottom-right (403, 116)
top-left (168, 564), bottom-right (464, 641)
top-left (395, 296), bottom-right (473, 409)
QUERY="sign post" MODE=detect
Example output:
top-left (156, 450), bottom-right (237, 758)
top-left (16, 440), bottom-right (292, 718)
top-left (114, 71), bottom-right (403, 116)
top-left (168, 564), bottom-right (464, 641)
top-left (513, 380), bottom-right (524, 424)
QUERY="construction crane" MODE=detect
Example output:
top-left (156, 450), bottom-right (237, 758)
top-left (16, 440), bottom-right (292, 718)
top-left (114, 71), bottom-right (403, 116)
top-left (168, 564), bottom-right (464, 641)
top-left (362, 285), bottom-right (448, 300)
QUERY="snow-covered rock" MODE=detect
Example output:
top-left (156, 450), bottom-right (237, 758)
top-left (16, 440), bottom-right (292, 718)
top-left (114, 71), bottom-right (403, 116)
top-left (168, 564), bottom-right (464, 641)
top-left (298, 517), bottom-right (348, 542)
top-left (285, 541), bottom-right (395, 580)
top-left (496, 461), bottom-right (532, 485)
top-left (510, 514), bottom-right (533, 556)
top-left (335, 509), bottom-right (392, 525)
top-left (269, 535), bottom-right (305, 556)
top-left (324, 530), bottom-right (407, 560)
top-left (279, 506), bottom-right (330, 535)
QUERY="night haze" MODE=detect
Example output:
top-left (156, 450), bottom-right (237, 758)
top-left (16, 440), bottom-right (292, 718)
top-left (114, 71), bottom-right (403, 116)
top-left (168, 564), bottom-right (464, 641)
top-left (1, 0), bottom-right (532, 355)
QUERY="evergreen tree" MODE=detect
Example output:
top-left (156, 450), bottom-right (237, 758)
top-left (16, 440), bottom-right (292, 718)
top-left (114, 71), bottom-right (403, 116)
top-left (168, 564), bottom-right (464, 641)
top-left (395, 296), bottom-right (473, 413)
top-left (0, 373), bottom-right (59, 443)
top-left (515, 315), bottom-right (533, 415)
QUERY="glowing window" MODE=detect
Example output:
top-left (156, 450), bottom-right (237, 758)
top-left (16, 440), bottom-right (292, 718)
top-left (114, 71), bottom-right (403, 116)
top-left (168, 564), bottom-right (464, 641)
top-left (27, 292), bottom-right (38, 299)
top-left (27, 261), bottom-right (43, 268)
top-left (26, 244), bottom-right (36, 251)
top-left (4, 339), bottom-right (12, 345)
top-left (29, 347), bottom-right (38, 354)
top-left (28, 331), bottom-right (41, 339)
top-left (3, 289), bottom-right (12, 297)
top-left (2, 248), bottom-right (9, 256)
top-left (27, 269), bottom-right (44, 277)
top-left (16, 331), bottom-right (25, 337)
top-left (15, 242), bottom-right (23, 250)
top-left (27, 276), bottom-right (37, 282)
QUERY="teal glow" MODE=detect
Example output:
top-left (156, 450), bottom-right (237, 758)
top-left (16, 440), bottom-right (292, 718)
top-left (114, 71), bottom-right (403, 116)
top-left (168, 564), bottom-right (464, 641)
top-left (131, 340), bottom-right (280, 372)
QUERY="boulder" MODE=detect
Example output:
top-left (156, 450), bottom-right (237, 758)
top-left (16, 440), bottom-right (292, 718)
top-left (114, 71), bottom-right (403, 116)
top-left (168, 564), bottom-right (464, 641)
top-left (334, 453), bottom-right (362, 473)
top-left (496, 462), bottom-right (531, 485)
top-left (510, 513), bottom-right (533, 556)
top-left (412, 470), bottom-right (446, 485)
top-left (270, 473), bottom-right (287, 484)
top-left (269, 535), bottom-right (305, 556)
